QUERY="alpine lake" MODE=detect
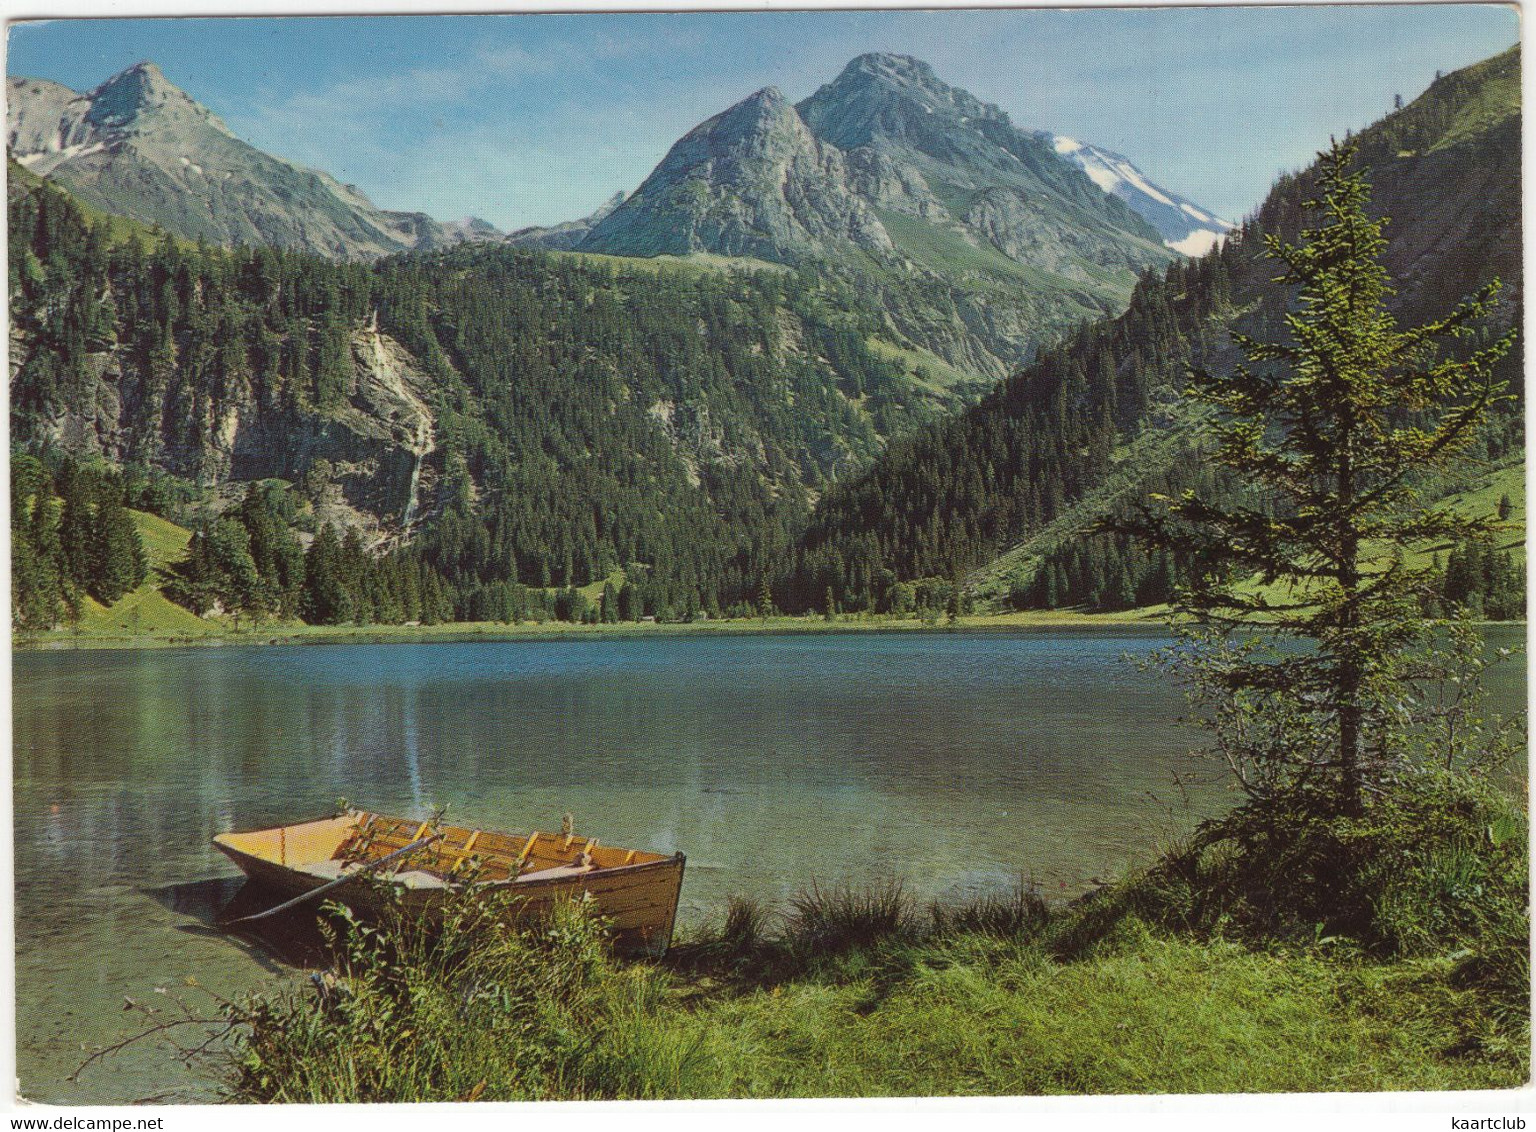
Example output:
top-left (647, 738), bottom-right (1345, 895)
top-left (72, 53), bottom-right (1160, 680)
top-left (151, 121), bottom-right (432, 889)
top-left (13, 626), bottom-right (1527, 1103)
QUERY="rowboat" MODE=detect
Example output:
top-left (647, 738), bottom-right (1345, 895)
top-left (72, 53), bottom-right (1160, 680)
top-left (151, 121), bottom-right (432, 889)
top-left (212, 810), bottom-right (686, 956)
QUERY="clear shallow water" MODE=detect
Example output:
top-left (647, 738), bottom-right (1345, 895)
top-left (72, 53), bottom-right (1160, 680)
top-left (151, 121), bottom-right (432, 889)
top-left (13, 628), bottom-right (1526, 1103)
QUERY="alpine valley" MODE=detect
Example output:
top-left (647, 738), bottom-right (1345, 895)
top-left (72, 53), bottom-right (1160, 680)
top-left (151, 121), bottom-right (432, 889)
top-left (6, 47), bottom-right (1523, 634)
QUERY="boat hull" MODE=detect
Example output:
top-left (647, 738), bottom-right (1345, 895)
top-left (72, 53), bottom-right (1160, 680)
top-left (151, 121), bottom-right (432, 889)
top-left (213, 814), bottom-right (686, 957)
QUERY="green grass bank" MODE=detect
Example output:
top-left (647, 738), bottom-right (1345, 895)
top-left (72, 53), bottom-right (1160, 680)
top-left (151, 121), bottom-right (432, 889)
top-left (224, 772), bottom-right (1527, 1102)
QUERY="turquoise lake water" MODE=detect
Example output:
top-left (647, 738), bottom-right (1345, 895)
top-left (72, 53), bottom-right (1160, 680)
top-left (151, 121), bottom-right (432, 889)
top-left (13, 628), bottom-right (1525, 1102)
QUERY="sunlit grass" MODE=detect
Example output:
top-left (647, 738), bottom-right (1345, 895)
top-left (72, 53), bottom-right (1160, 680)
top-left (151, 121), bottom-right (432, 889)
top-left (227, 871), bottom-right (1527, 1102)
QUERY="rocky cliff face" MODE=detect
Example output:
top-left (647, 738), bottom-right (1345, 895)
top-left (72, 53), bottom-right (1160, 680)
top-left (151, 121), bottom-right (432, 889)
top-left (21, 317), bottom-right (437, 533)
top-left (227, 326), bottom-right (437, 528)
top-left (796, 54), bottom-right (1170, 270)
top-left (7, 62), bottom-right (502, 259)
top-left (580, 87), bottom-right (892, 263)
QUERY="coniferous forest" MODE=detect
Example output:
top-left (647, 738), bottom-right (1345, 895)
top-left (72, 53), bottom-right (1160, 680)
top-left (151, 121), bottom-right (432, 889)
top-left (8, 169), bottom-right (976, 628)
top-left (7, 48), bottom-right (1524, 633)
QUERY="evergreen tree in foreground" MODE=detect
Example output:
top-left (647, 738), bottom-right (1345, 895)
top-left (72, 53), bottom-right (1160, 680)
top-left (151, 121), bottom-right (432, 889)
top-left (1113, 140), bottom-right (1517, 813)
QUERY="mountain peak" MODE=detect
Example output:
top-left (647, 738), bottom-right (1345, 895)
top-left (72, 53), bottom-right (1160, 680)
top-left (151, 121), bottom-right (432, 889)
top-left (664, 84), bottom-right (806, 166)
top-left (798, 52), bottom-right (1007, 152)
top-left (85, 61), bottom-right (185, 124)
top-left (843, 53), bottom-right (941, 86)
top-left (7, 60), bottom-right (496, 258)
top-left (579, 77), bottom-right (893, 264)
top-left (121, 60), bottom-right (168, 83)
top-left (745, 85), bottom-right (788, 106)
top-left (716, 86), bottom-right (793, 129)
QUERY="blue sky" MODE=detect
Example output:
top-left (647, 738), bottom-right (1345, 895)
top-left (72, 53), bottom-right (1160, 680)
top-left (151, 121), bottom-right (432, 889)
top-left (7, 7), bottom-right (1519, 231)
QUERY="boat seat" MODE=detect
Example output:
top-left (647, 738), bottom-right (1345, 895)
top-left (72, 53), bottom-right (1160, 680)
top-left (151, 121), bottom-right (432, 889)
top-left (395, 870), bottom-right (450, 890)
top-left (516, 863), bottom-right (596, 883)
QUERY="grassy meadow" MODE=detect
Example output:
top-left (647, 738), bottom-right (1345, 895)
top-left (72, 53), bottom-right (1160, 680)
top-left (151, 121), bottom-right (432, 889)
top-left (227, 766), bottom-right (1529, 1102)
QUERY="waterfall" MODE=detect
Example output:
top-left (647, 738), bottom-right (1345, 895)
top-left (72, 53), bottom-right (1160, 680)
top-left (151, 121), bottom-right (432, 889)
top-left (401, 417), bottom-right (427, 528)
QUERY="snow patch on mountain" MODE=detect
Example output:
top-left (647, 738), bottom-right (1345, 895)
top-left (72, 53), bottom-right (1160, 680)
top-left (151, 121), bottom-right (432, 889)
top-left (1043, 132), bottom-right (1232, 254)
top-left (1112, 161), bottom-right (1176, 208)
top-left (1167, 229), bottom-right (1224, 257)
top-left (1080, 163), bottom-right (1120, 195)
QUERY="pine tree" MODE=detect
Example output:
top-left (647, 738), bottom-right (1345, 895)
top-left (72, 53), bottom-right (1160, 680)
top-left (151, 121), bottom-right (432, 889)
top-left (313, 315), bottom-right (352, 410)
top-left (618, 581), bottom-right (641, 622)
top-left (1114, 140), bottom-right (1515, 812)
top-left (301, 524), bottom-right (353, 624)
top-left (91, 492), bottom-right (147, 605)
top-left (10, 456), bottom-right (66, 629)
top-left (57, 469), bottom-right (94, 592)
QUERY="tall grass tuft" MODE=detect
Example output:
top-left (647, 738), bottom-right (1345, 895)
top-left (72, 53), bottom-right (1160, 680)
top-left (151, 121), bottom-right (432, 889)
top-left (227, 886), bottom-right (646, 1102)
top-left (782, 879), bottom-right (915, 958)
top-left (929, 882), bottom-right (1051, 939)
top-left (719, 895), bottom-right (768, 955)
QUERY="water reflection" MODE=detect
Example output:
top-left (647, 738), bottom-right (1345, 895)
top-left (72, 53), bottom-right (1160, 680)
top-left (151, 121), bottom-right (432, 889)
top-left (14, 628), bottom-right (1525, 1103)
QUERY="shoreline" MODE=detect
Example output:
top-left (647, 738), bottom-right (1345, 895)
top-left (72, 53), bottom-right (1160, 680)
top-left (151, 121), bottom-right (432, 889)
top-left (13, 610), bottom-right (1525, 653)
top-left (15, 608), bottom-right (1170, 652)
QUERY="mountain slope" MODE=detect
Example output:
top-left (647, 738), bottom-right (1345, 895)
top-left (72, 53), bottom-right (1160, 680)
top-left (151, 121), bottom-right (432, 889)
top-left (9, 163), bottom-right (999, 618)
top-left (506, 191), bottom-right (626, 251)
top-left (580, 86), bottom-right (893, 262)
top-left (575, 53), bottom-right (1182, 380)
top-left (796, 53), bottom-right (1170, 275)
top-left (7, 62), bottom-right (502, 259)
top-left (783, 45), bottom-right (1522, 614)
top-left (1046, 135), bottom-right (1233, 254)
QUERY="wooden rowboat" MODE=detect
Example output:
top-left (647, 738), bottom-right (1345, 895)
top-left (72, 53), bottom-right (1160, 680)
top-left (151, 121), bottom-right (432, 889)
top-left (213, 811), bottom-right (686, 956)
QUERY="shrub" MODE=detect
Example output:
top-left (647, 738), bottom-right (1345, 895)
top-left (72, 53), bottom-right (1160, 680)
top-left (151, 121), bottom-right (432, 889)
top-left (228, 889), bottom-right (631, 1102)
top-left (1051, 772), bottom-right (1528, 984)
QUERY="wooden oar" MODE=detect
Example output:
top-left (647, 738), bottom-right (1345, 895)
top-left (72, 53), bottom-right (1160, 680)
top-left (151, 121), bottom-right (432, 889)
top-left (221, 833), bottom-right (445, 926)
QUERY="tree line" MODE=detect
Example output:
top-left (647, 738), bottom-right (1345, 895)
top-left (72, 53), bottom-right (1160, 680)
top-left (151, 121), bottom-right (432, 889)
top-left (11, 455), bottom-right (148, 629)
top-left (9, 168), bottom-right (977, 627)
top-left (775, 72), bottom-right (1524, 617)
top-left (780, 239), bottom-right (1243, 614)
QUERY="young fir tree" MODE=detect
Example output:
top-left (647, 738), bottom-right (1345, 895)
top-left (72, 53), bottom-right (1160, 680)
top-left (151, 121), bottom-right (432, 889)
top-left (302, 523), bottom-right (353, 625)
top-left (1113, 140), bottom-right (1515, 813)
top-left (91, 492), bottom-right (148, 605)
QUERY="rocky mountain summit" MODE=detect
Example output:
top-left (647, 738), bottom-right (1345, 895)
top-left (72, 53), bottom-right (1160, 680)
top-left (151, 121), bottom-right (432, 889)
top-left (7, 61), bottom-right (502, 259)
top-left (556, 53), bottom-right (1202, 376)
top-left (574, 53), bottom-right (1178, 280)
top-left (580, 86), bottom-right (892, 261)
